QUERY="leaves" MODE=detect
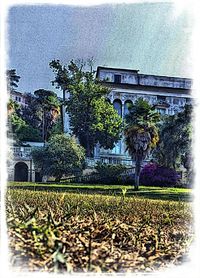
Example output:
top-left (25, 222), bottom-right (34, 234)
top-left (153, 104), bottom-right (193, 171)
top-left (31, 134), bottom-right (85, 181)
top-left (6, 189), bottom-right (193, 273)
top-left (50, 59), bottom-right (123, 157)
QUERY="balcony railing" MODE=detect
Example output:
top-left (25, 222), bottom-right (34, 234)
top-left (12, 146), bottom-right (32, 159)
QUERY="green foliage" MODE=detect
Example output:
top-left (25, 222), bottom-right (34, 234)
top-left (20, 91), bottom-right (61, 142)
top-left (125, 98), bottom-right (160, 127)
top-left (7, 189), bottom-right (193, 272)
top-left (32, 134), bottom-right (85, 181)
top-left (153, 105), bottom-right (192, 172)
top-left (50, 59), bottom-right (123, 157)
top-left (124, 98), bottom-right (160, 190)
top-left (33, 89), bottom-right (61, 141)
top-left (16, 125), bottom-right (43, 142)
top-left (10, 111), bottom-right (27, 133)
top-left (94, 162), bottom-right (126, 184)
top-left (48, 116), bottom-right (63, 136)
top-left (7, 98), bottom-right (20, 113)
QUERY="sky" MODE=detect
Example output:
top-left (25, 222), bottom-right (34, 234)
top-left (7, 2), bottom-right (194, 96)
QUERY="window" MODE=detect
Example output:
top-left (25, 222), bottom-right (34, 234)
top-left (114, 74), bottom-right (121, 83)
top-left (124, 100), bottom-right (133, 116)
top-left (157, 108), bottom-right (166, 115)
top-left (173, 98), bottom-right (179, 105)
top-left (113, 99), bottom-right (122, 117)
top-left (157, 96), bottom-right (166, 101)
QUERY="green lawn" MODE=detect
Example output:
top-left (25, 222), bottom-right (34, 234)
top-left (8, 181), bottom-right (192, 202)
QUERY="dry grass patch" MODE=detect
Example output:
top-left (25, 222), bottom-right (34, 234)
top-left (6, 189), bottom-right (193, 273)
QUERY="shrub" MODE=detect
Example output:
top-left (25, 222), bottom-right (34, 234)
top-left (94, 162), bottom-right (126, 184)
top-left (32, 134), bottom-right (85, 182)
top-left (140, 163), bottom-right (179, 187)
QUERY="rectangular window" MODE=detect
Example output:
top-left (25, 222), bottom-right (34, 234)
top-left (157, 108), bottom-right (166, 115)
top-left (157, 96), bottom-right (166, 101)
top-left (173, 98), bottom-right (179, 105)
top-left (114, 74), bottom-right (121, 83)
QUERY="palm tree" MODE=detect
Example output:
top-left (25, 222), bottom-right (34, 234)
top-left (124, 98), bottom-right (160, 190)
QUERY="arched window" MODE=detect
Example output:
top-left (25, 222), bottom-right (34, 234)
top-left (113, 99), bottom-right (122, 117)
top-left (124, 100), bottom-right (133, 116)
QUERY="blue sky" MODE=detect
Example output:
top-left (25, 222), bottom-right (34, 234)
top-left (8, 2), bottom-right (193, 96)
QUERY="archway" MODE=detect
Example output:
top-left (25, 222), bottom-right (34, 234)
top-left (14, 162), bottom-right (28, 182)
top-left (113, 99), bottom-right (122, 117)
top-left (124, 100), bottom-right (133, 116)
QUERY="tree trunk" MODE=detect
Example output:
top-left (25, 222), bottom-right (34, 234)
top-left (42, 111), bottom-right (45, 142)
top-left (134, 159), bottom-right (141, 191)
top-left (62, 89), bottom-right (66, 133)
top-left (55, 174), bottom-right (62, 183)
top-left (86, 132), bottom-right (91, 157)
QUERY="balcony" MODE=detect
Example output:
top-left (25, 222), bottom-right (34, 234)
top-left (12, 146), bottom-right (32, 160)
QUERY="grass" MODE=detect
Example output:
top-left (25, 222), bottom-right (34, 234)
top-left (8, 181), bottom-right (192, 202)
top-left (6, 189), bottom-right (193, 273)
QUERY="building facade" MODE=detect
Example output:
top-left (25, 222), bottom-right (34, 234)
top-left (93, 66), bottom-right (193, 165)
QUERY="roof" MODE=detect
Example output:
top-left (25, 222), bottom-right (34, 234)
top-left (96, 66), bottom-right (192, 90)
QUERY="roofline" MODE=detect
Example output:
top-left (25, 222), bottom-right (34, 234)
top-left (97, 66), bottom-right (140, 74)
top-left (98, 81), bottom-right (192, 94)
top-left (96, 66), bottom-right (192, 82)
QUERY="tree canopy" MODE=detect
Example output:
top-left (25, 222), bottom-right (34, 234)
top-left (20, 90), bottom-right (61, 142)
top-left (153, 104), bottom-right (192, 172)
top-left (32, 134), bottom-right (85, 182)
top-left (6, 69), bottom-right (21, 92)
top-left (50, 59), bottom-right (123, 157)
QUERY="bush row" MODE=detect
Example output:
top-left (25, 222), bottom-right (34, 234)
top-left (83, 162), bottom-right (181, 187)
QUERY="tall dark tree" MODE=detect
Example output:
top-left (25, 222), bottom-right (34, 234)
top-left (153, 104), bottom-right (192, 171)
top-left (18, 91), bottom-right (60, 142)
top-left (6, 69), bottom-right (21, 92)
top-left (49, 59), bottom-right (72, 132)
top-left (50, 59), bottom-right (123, 157)
top-left (33, 89), bottom-right (60, 142)
top-left (124, 98), bottom-right (160, 190)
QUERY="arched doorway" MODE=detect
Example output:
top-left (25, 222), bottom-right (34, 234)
top-left (14, 162), bottom-right (28, 182)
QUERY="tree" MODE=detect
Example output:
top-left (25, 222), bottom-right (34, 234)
top-left (124, 98), bottom-right (160, 190)
top-left (19, 90), bottom-right (60, 142)
top-left (6, 69), bottom-right (21, 92)
top-left (153, 104), bottom-right (192, 172)
top-left (7, 98), bottom-right (19, 115)
top-left (30, 89), bottom-right (60, 142)
top-left (8, 90), bottom-right (61, 143)
top-left (50, 59), bottom-right (123, 157)
top-left (49, 59), bottom-right (72, 132)
top-left (8, 100), bottom-right (43, 142)
top-left (32, 134), bottom-right (85, 182)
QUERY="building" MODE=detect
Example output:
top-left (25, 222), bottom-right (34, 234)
top-left (8, 140), bottom-right (44, 182)
top-left (93, 66), bottom-right (193, 165)
top-left (9, 66), bottom-right (193, 181)
top-left (10, 90), bottom-right (28, 107)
